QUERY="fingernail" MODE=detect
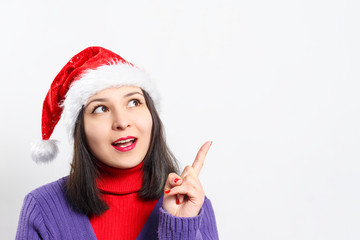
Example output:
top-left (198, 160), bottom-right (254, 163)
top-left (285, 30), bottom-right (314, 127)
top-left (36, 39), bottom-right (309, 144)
top-left (210, 141), bottom-right (213, 146)
top-left (174, 178), bottom-right (181, 183)
top-left (176, 197), bottom-right (180, 205)
top-left (165, 189), bottom-right (171, 194)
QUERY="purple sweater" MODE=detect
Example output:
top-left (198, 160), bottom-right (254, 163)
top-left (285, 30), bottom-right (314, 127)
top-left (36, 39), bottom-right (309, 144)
top-left (16, 177), bottom-right (218, 239)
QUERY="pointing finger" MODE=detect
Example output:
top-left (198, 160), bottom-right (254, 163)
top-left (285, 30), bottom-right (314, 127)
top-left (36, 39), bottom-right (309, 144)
top-left (192, 141), bottom-right (212, 176)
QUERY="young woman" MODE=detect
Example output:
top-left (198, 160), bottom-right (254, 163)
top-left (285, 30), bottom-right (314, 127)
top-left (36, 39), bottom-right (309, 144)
top-left (16, 47), bottom-right (218, 240)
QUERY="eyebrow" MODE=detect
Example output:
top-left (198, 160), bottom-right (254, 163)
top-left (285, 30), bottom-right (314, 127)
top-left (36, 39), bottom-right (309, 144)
top-left (84, 98), bottom-right (107, 109)
top-left (84, 91), bottom-right (144, 109)
top-left (124, 91), bottom-right (144, 98)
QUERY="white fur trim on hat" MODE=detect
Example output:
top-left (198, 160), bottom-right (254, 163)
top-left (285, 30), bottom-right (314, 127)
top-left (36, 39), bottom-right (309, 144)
top-left (61, 62), bottom-right (160, 141)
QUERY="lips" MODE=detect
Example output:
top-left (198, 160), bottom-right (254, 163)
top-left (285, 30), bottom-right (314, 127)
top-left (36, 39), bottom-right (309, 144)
top-left (112, 136), bottom-right (137, 152)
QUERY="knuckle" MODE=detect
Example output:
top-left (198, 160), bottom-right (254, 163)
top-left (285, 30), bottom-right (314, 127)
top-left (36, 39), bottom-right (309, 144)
top-left (183, 175), bottom-right (191, 182)
top-left (167, 172), bottom-right (177, 180)
top-left (184, 165), bottom-right (192, 171)
top-left (170, 172), bottom-right (178, 177)
top-left (183, 174), bottom-right (197, 184)
top-left (188, 168), bottom-right (197, 176)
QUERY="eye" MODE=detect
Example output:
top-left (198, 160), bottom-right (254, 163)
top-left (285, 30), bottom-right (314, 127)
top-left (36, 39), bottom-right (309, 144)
top-left (128, 99), bottom-right (142, 107)
top-left (92, 105), bottom-right (109, 114)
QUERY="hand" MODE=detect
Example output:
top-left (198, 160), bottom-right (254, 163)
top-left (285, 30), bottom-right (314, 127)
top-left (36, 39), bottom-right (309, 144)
top-left (162, 141), bottom-right (212, 217)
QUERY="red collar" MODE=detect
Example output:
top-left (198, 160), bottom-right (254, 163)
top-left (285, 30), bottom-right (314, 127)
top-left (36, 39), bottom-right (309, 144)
top-left (96, 161), bottom-right (144, 195)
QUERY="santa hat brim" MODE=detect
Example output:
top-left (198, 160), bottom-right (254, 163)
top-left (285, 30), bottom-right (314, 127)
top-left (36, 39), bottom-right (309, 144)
top-left (61, 61), bottom-right (160, 141)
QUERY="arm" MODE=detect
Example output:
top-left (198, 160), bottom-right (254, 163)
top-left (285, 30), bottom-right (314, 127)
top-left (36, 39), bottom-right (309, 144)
top-left (16, 193), bottom-right (48, 240)
top-left (158, 197), bottom-right (218, 240)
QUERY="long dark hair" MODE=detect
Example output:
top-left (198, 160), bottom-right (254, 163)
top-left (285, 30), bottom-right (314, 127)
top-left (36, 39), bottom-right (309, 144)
top-left (65, 89), bottom-right (179, 216)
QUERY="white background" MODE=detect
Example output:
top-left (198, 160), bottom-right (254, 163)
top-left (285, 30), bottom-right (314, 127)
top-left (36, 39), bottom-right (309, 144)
top-left (1, 0), bottom-right (360, 239)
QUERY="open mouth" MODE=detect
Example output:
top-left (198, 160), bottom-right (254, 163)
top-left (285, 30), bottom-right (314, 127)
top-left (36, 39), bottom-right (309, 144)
top-left (112, 137), bottom-right (137, 152)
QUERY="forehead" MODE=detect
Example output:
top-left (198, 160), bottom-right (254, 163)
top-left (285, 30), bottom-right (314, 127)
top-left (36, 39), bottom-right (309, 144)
top-left (87, 85), bottom-right (143, 101)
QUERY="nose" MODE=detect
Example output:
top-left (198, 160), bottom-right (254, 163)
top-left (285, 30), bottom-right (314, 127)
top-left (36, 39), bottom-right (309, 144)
top-left (112, 109), bottom-right (131, 130)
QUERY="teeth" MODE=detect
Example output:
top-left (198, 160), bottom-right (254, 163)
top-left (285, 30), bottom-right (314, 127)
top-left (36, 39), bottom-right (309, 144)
top-left (114, 138), bottom-right (135, 144)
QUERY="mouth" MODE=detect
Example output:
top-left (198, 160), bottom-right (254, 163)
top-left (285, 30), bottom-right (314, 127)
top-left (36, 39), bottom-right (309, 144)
top-left (112, 136), bottom-right (138, 152)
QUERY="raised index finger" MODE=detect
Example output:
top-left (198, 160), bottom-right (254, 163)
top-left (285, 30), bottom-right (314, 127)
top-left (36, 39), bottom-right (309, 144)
top-left (192, 141), bottom-right (212, 176)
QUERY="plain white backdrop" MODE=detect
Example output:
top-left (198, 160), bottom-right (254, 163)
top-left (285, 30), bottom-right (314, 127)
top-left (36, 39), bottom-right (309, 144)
top-left (1, 0), bottom-right (360, 239)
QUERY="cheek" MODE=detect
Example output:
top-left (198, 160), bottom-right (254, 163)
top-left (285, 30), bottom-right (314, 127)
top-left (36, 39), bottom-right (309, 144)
top-left (141, 113), bottom-right (153, 137)
top-left (84, 119), bottom-right (106, 146)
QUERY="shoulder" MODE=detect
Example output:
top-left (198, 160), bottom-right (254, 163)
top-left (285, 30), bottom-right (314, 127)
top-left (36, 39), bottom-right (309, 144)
top-left (22, 177), bottom-right (70, 220)
top-left (17, 177), bottom-right (71, 239)
top-left (29, 176), bottom-right (68, 195)
top-left (18, 177), bottom-right (96, 239)
top-left (26, 176), bottom-right (68, 205)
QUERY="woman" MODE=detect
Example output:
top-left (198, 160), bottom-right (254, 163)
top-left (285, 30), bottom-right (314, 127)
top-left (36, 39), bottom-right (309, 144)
top-left (16, 47), bottom-right (218, 239)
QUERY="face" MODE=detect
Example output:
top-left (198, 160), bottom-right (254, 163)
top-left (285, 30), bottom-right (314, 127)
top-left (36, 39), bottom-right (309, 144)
top-left (83, 86), bottom-right (153, 169)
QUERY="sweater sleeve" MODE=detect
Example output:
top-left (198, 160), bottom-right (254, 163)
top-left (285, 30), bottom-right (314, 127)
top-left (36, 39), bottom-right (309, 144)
top-left (158, 197), bottom-right (219, 240)
top-left (16, 193), bottom-right (49, 240)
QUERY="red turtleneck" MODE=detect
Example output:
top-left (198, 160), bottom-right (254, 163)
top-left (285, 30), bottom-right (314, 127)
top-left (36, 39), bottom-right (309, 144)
top-left (89, 161), bottom-right (158, 240)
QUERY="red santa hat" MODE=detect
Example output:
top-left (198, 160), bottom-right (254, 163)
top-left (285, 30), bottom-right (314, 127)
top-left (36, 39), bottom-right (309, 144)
top-left (31, 46), bottom-right (159, 163)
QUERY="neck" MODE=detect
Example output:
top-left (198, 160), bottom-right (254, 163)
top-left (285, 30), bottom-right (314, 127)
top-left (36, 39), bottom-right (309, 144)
top-left (96, 161), bottom-right (144, 195)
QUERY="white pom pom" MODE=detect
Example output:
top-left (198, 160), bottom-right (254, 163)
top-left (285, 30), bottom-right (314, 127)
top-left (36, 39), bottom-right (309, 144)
top-left (31, 139), bottom-right (59, 163)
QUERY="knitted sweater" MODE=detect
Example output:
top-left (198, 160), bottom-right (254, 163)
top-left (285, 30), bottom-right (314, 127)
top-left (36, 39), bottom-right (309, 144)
top-left (16, 177), bottom-right (219, 239)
